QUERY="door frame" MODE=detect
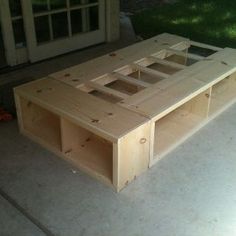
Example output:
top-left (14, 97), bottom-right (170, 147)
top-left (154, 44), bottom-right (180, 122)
top-left (0, 0), bottom-right (28, 66)
top-left (0, 0), bottom-right (18, 66)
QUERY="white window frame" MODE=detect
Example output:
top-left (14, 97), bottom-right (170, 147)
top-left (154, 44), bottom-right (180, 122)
top-left (21, 0), bottom-right (106, 62)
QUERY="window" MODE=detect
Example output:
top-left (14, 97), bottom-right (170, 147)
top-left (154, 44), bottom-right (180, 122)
top-left (31, 0), bottom-right (100, 44)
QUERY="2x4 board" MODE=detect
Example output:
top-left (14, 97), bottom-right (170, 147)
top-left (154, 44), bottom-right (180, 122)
top-left (14, 33), bottom-right (236, 191)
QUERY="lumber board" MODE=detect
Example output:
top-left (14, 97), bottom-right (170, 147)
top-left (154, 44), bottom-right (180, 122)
top-left (132, 63), bottom-right (170, 79)
top-left (208, 47), bottom-right (236, 66)
top-left (111, 72), bottom-right (151, 88)
top-left (113, 121), bottom-right (151, 191)
top-left (166, 48), bottom-right (205, 61)
top-left (14, 78), bottom-right (148, 142)
top-left (149, 56), bottom-right (187, 70)
top-left (190, 41), bottom-right (223, 52)
top-left (49, 33), bottom-right (190, 87)
top-left (117, 59), bottom-right (212, 107)
top-left (119, 59), bottom-right (235, 120)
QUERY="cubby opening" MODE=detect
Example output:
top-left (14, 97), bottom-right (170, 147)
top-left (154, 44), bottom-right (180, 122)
top-left (105, 79), bottom-right (142, 95)
top-left (165, 52), bottom-right (198, 66)
top-left (148, 63), bottom-right (181, 75)
top-left (165, 53), bottom-right (186, 63)
top-left (128, 70), bottom-right (164, 84)
top-left (61, 119), bottom-right (113, 183)
top-left (209, 73), bottom-right (236, 116)
top-left (189, 45), bottom-right (217, 57)
top-left (89, 90), bottom-right (122, 103)
top-left (78, 73), bottom-right (144, 103)
top-left (20, 97), bottom-right (62, 151)
top-left (154, 89), bottom-right (210, 158)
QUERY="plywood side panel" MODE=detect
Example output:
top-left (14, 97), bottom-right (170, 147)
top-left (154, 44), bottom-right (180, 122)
top-left (114, 121), bottom-right (151, 192)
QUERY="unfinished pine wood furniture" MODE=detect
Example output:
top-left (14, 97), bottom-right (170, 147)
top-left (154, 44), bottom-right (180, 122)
top-left (14, 33), bottom-right (236, 191)
top-left (14, 78), bottom-right (151, 192)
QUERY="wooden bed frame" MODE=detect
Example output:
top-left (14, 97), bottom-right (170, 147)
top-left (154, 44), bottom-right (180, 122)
top-left (14, 33), bottom-right (236, 191)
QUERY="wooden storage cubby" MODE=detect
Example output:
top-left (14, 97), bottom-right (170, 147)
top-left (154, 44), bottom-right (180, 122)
top-left (153, 89), bottom-right (210, 159)
top-left (209, 73), bottom-right (236, 116)
top-left (20, 97), bottom-right (113, 185)
top-left (61, 118), bottom-right (113, 184)
top-left (105, 79), bottom-right (140, 96)
top-left (19, 97), bottom-right (62, 151)
top-left (15, 77), bottom-right (151, 191)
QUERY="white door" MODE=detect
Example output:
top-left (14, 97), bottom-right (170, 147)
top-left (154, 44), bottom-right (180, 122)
top-left (21, 0), bottom-right (106, 62)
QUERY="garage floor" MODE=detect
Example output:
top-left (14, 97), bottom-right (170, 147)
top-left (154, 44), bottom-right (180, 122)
top-left (1, 102), bottom-right (236, 236)
top-left (1, 16), bottom-right (236, 236)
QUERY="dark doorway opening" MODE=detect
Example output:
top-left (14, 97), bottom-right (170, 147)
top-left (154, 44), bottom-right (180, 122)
top-left (0, 21), bottom-right (7, 69)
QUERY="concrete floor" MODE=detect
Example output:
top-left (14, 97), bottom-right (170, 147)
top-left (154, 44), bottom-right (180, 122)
top-left (0, 195), bottom-right (45, 236)
top-left (1, 15), bottom-right (236, 236)
top-left (1, 104), bottom-right (236, 236)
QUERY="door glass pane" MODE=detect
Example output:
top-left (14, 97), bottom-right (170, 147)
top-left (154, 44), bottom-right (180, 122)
top-left (0, 21), bottom-right (7, 68)
top-left (51, 12), bottom-right (68, 39)
top-left (70, 0), bottom-right (98, 6)
top-left (9, 0), bottom-right (22, 17)
top-left (71, 9), bottom-right (82, 34)
top-left (9, 0), bottom-right (27, 48)
top-left (70, 0), bottom-right (82, 6)
top-left (34, 16), bottom-right (50, 43)
top-left (89, 6), bottom-right (99, 31)
top-left (32, 0), bottom-right (101, 45)
top-left (12, 19), bottom-right (27, 47)
top-left (32, 0), bottom-right (48, 13)
top-left (50, 0), bottom-right (66, 10)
